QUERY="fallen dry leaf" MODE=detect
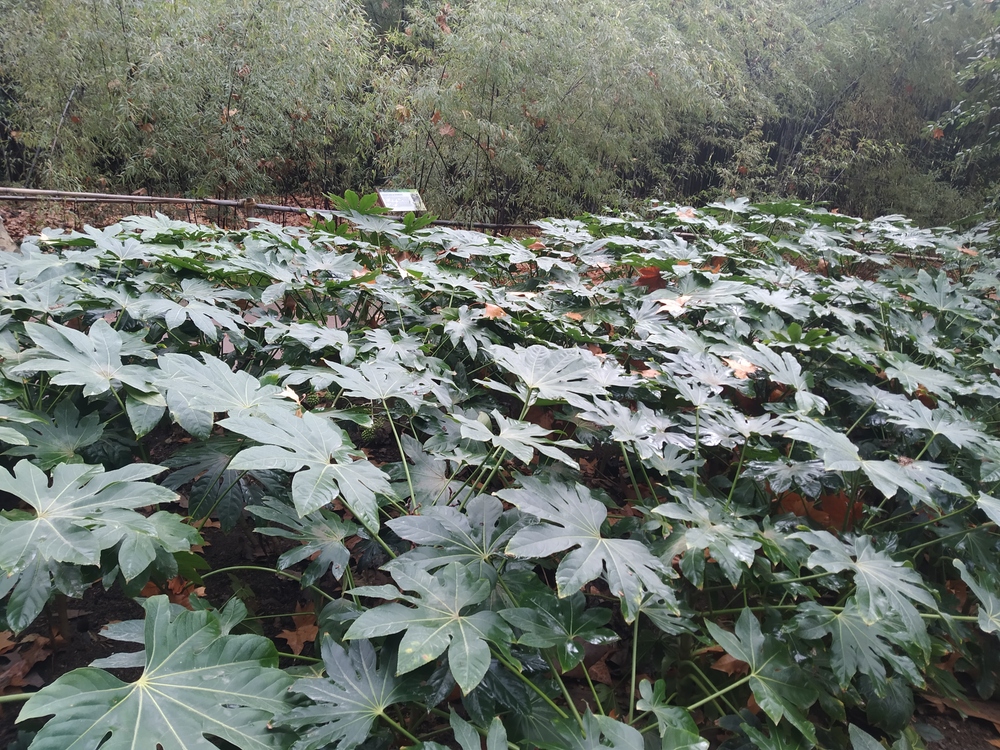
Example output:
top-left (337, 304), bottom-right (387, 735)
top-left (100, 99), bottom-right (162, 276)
top-left (946, 579), bottom-right (968, 610)
top-left (587, 658), bottom-right (613, 686)
top-left (657, 295), bottom-right (692, 316)
top-left (564, 311), bottom-right (584, 321)
top-left (482, 303), bottom-right (507, 319)
top-left (140, 577), bottom-right (206, 609)
top-left (712, 653), bottom-right (750, 677)
top-left (0, 634), bottom-right (51, 694)
top-left (635, 266), bottom-right (665, 291)
top-left (0, 632), bottom-right (15, 656)
top-left (921, 693), bottom-right (1000, 725)
top-left (277, 603), bottom-right (319, 656)
top-left (723, 357), bottom-right (758, 379)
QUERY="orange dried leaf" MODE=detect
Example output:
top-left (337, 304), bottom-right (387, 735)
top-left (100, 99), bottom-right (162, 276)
top-left (482, 304), bottom-right (507, 319)
top-left (819, 491), bottom-right (862, 531)
top-left (723, 357), bottom-right (758, 379)
top-left (712, 653), bottom-right (750, 676)
top-left (635, 266), bottom-right (665, 291)
top-left (564, 312), bottom-right (584, 321)
top-left (946, 579), bottom-right (968, 609)
top-left (587, 659), bottom-right (613, 686)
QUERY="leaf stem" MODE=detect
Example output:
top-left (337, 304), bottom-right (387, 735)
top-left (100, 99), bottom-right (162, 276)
top-left (202, 565), bottom-right (336, 602)
top-left (844, 402), bottom-right (875, 438)
top-left (545, 653), bottom-right (585, 730)
top-left (868, 501), bottom-right (977, 533)
top-left (382, 397), bottom-right (415, 507)
top-left (0, 693), bottom-right (32, 704)
top-left (621, 445), bottom-right (644, 504)
top-left (276, 651), bottom-right (321, 663)
top-left (627, 613), bottom-right (639, 724)
top-left (678, 660), bottom-right (739, 714)
top-left (492, 648), bottom-right (570, 721)
top-left (379, 712), bottom-right (422, 745)
top-left (902, 522), bottom-right (995, 557)
top-left (685, 673), bottom-right (752, 712)
top-left (724, 440), bottom-right (748, 512)
top-left (581, 659), bottom-right (606, 715)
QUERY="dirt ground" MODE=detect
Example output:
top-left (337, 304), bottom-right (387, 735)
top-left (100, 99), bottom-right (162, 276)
top-left (0, 196), bottom-right (318, 246)
top-left (922, 710), bottom-right (1000, 749)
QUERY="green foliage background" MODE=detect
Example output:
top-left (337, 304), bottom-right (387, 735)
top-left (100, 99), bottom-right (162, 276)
top-left (0, 0), bottom-right (997, 221)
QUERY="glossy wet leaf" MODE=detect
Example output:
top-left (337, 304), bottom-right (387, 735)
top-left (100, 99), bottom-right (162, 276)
top-left (223, 409), bottom-right (392, 529)
top-left (346, 561), bottom-right (511, 694)
top-left (18, 596), bottom-right (294, 750)
top-left (282, 639), bottom-right (410, 750)
top-left (706, 609), bottom-right (818, 743)
top-left (501, 477), bottom-right (676, 620)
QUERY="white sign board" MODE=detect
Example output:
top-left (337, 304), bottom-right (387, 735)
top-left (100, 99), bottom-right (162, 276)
top-left (377, 190), bottom-right (426, 213)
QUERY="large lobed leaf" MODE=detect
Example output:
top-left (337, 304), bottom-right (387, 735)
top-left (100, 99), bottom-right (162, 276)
top-left (500, 477), bottom-right (677, 621)
top-left (18, 596), bottom-right (294, 750)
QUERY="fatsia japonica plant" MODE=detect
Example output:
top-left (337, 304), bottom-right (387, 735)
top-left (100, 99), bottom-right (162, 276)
top-left (0, 195), bottom-right (999, 749)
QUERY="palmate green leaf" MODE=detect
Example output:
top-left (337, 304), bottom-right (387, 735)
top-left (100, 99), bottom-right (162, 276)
top-left (157, 353), bottom-right (298, 439)
top-left (655, 491), bottom-right (761, 587)
top-left (249, 499), bottom-right (357, 586)
top-left (705, 609), bottom-right (818, 744)
top-left (481, 344), bottom-right (607, 406)
top-left (635, 679), bottom-right (708, 750)
top-left (346, 561), bottom-right (512, 694)
top-left (441, 305), bottom-right (497, 359)
top-left (878, 398), bottom-right (990, 450)
top-left (561, 712), bottom-right (644, 750)
top-left (0, 460), bottom-right (192, 631)
top-left (904, 269), bottom-right (983, 318)
top-left (738, 342), bottom-right (827, 414)
top-left (954, 560), bottom-right (1000, 637)
top-left (282, 639), bottom-right (411, 750)
top-left (222, 409), bottom-right (392, 530)
top-left (848, 724), bottom-right (885, 750)
top-left (779, 416), bottom-right (971, 504)
top-left (742, 721), bottom-right (815, 750)
top-left (18, 595), bottom-right (294, 750)
top-left (323, 357), bottom-right (438, 410)
top-left (162, 435), bottom-right (277, 531)
top-left (454, 408), bottom-right (586, 468)
top-left (10, 320), bottom-right (156, 397)
top-left (500, 478), bottom-right (677, 621)
top-left (792, 531), bottom-right (935, 656)
top-left (387, 494), bottom-right (523, 582)
top-left (0, 402), bottom-right (42, 446)
top-left (391, 434), bottom-right (465, 506)
top-left (568, 395), bottom-right (696, 459)
top-left (881, 352), bottom-right (965, 402)
top-left (794, 602), bottom-right (922, 689)
top-left (5, 400), bottom-right (104, 470)
top-left (415, 712), bottom-right (509, 750)
top-left (500, 588), bottom-right (618, 672)
top-left (132, 278), bottom-right (249, 340)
